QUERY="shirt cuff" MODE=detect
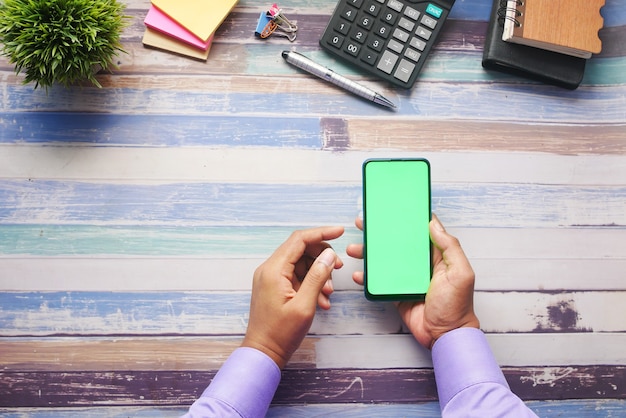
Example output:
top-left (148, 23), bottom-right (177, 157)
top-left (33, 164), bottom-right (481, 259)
top-left (431, 327), bottom-right (509, 408)
top-left (201, 347), bottom-right (281, 417)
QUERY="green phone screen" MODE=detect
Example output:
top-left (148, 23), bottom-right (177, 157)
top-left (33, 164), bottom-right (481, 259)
top-left (363, 158), bottom-right (431, 300)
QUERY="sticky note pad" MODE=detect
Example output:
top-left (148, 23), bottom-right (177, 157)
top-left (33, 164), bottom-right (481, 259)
top-left (145, 5), bottom-right (212, 51)
top-left (151, 0), bottom-right (239, 42)
top-left (142, 27), bottom-right (211, 60)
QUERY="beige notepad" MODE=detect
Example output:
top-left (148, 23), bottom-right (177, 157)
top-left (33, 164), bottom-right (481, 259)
top-left (151, 0), bottom-right (238, 42)
top-left (142, 27), bottom-right (211, 60)
top-left (502, 0), bottom-right (605, 59)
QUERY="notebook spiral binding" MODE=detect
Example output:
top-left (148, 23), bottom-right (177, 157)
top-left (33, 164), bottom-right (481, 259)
top-left (497, 0), bottom-right (524, 27)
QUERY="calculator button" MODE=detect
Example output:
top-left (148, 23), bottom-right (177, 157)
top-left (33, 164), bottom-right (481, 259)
top-left (364, 1), bottom-right (382, 17)
top-left (404, 6), bottom-right (420, 21)
top-left (415, 26), bottom-right (432, 40)
top-left (392, 27), bottom-right (409, 43)
top-left (334, 21), bottom-right (351, 35)
top-left (341, 6), bottom-right (358, 22)
top-left (404, 47), bottom-right (421, 62)
top-left (398, 17), bottom-right (415, 32)
top-left (381, 10), bottom-right (398, 25)
top-left (367, 36), bottom-right (384, 51)
top-left (425, 3), bottom-right (443, 18)
top-left (387, 39), bottom-right (404, 54)
top-left (420, 15), bottom-right (438, 30)
top-left (360, 50), bottom-right (378, 65)
top-left (347, 0), bottom-right (363, 7)
top-left (327, 34), bottom-right (346, 49)
top-left (377, 50), bottom-right (399, 74)
top-left (344, 41), bottom-right (362, 57)
top-left (351, 28), bottom-right (368, 43)
top-left (409, 37), bottom-right (427, 51)
top-left (394, 59), bottom-right (415, 83)
top-left (373, 22), bottom-right (391, 39)
top-left (357, 13), bottom-right (374, 29)
top-left (387, 0), bottom-right (403, 13)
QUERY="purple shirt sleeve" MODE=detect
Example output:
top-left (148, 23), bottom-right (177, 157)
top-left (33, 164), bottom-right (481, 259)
top-left (182, 347), bottom-right (281, 418)
top-left (432, 327), bottom-right (538, 417)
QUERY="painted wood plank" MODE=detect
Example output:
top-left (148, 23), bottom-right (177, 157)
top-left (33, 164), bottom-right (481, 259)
top-left (0, 113), bottom-right (324, 147)
top-left (0, 365), bottom-right (623, 407)
top-left (0, 291), bottom-right (623, 336)
top-left (0, 257), bottom-right (625, 292)
top-left (2, 73), bottom-right (625, 121)
top-left (1, 400), bottom-right (625, 418)
top-left (1, 333), bottom-right (625, 372)
top-left (1, 181), bottom-right (624, 228)
top-left (314, 334), bottom-right (626, 368)
top-left (345, 120), bottom-right (626, 155)
top-left (0, 227), bottom-right (625, 260)
top-left (0, 226), bottom-right (624, 259)
top-left (119, 0), bottom-right (626, 27)
top-left (3, 14), bottom-right (623, 85)
top-left (2, 112), bottom-right (625, 155)
top-left (2, 147), bottom-right (625, 186)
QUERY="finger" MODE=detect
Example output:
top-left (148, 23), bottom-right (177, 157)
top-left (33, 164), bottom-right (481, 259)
top-left (346, 243), bottom-right (363, 259)
top-left (318, 280), bottom-right (333, 310)
top-left (352, 270), bottom-right (364, 286)
top-left (275, 226), bottom-right (345, 266)
top-left (318, 292), bottom-right (331, 310)
top-left (429, 214), bottom-right (474, 280)
top-left (321, 279), bottom-right (334, 296)
top-left (355, 216), bottom-right (363, 231)
top-left (295, 248), bottom-right (337, 310)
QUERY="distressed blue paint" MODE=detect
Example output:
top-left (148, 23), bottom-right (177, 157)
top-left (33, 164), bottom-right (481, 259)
top-left (0, 399), bottom-right (624, 417)
top-left (2, 78), bottom-right (624, 128)
top-left (0, 180), bottom-right (624, 228)
top-left (0, 113), bottom-right (323, 147)
top-left (0, 290), bottom-right (393, 335)
top-left (0, 182), bottom-right (362, 225)
top-left (0, 225), bottom-right (361, 256)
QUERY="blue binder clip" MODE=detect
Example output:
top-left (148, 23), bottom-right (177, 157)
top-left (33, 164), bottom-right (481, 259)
top-left (254, 4), bottom-right (297, 41)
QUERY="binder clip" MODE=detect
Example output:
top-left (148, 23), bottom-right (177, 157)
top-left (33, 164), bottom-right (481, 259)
top-left (254, 4), bottom-right (298, 42)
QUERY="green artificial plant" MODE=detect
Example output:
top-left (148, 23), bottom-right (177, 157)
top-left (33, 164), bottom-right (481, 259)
top-left (0, 0), bottom-right (127, 89)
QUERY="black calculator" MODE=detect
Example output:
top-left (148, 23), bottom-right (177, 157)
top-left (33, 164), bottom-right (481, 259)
top-left (320, 0), bottom-right (455, 88)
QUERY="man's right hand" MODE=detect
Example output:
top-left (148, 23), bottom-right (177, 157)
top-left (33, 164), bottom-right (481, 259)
top-left (346, 214), bottom-right (480, 349)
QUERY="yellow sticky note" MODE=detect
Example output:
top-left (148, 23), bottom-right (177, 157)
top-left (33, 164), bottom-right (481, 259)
top-left (151, 0), bottom-right (238, 42)
top-left (142, 28), bottom-right (211, 60)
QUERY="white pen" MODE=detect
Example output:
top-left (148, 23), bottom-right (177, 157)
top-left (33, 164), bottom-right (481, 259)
top-left (282, 51), bottom-right (396, 109)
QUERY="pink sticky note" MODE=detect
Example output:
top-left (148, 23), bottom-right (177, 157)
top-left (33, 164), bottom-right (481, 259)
top-left (144, 5), bottom-right (212, 51)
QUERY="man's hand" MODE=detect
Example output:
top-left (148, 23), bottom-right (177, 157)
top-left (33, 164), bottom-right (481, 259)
top-left (242, 226), bottom-right (344, 369)
top-left (347, 214), bottom-right (479, 349)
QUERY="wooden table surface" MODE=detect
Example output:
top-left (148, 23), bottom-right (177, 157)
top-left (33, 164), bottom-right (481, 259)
top-left (1, 0), bottom-right (625, 416)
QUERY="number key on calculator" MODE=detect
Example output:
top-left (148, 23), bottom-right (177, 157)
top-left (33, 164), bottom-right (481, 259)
top-left (320, 0), bottom-right (455, 88)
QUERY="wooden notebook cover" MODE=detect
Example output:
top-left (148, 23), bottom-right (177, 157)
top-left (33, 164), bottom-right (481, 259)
top-left (505, 0), bottom-right (604, 58)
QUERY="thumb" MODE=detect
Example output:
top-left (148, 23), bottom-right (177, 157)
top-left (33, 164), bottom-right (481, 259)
top-left (295, 248), bottom-right (336, 309)
top-left (429, 215), bottom-right (474, 282)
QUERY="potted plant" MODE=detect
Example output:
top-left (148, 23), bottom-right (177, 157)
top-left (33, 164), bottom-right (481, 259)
top-left (0, 0), bottom-right (128, 89)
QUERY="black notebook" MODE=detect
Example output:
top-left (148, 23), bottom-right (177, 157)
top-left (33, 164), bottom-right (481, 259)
top-left (482, 0), bottom-right (587, 90)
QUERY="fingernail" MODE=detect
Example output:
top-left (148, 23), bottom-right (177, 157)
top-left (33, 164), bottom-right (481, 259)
top-left (432, 215), bottom-right (445, 232)
top-left (318, 248), bottom-right (336, 267)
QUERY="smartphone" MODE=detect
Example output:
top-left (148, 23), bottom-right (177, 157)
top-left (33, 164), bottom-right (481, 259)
top-left (362, 158), bottom-right (432, 301)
